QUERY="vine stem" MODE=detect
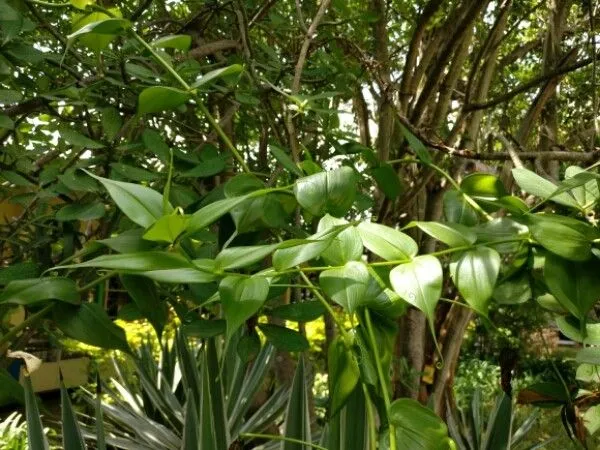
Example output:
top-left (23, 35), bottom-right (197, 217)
top-left (129, 31), bottom-right (251, 173)
top-left (363, 308), bottom-right (397, 450)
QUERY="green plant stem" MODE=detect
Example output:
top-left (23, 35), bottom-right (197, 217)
top-left (0, 303), bottom-right (54, 349)
top-left (129, 31), bottom-right (251, 173)
top-left (363, 308), bottom-right (397, 450)
top-left (240, 433), bottom-right (327, 450)
top-left (363, 383), bottom-right (378, 450)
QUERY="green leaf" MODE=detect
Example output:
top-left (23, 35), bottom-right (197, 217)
top-left (556, 316), bottom-right (600, 345)
top-left (390, 398), bottom-right (450, 450)
top-left (58, 251), bottom-right (192, 271)
top-left (191, 64), bottom-right (244, 90)
top-left (215, 243), bottom-right (279, 270)
top-left (410, 221), bottom-right (476, 247)
top-left (97, 229), bottom-right (155, 253)
top-left (559, 169), bottom-right (600, 208)
top-left (371, 163), bottom-right (403, 199)
top-left (0, 278), bottom-right (79, 305)
top-left (294, 166), bottom-right (357, 217)
top-left (482, 394), bottom-right (512, 450)
top-left (443, 189), bottom-right (478, 226)
top-left (101, 107), bottom-right (122, 141)
top-left (182, 319), bottom-right (226, 338)
top-left (544, 253), bottom-right (600, 321)
top-left (58, 169), bottom-right (100, 193)
top-left (121, 275), bottom-right (166, 337)
top-left (0, 89), bottom-right (23, 104)
top-left (328, 336), bottom-right (360, 416)
top-left (400, 124), bottom-right (431, 164)
top-left (461, 173), bottom-right (507, 199)
top-left (86, 170), bottom-right (171, 227)
top-left (526, 215), bottom-right (591, 261)
top-left (53, 303), bottom-right (130, 352)
top-left (182, 394), bottom-right (200, 450)
top-left (317, 215), bottom-right (363, 266)
top-left (512, 167), bottom-right (578, 208)
top-left (258, 324), bottom-right (309, 352)
top-left (1, 171), bottom-right (34, 186)
top-left (60, 376), bottom-right (85, 450)
top-left (56, 201), bottom-right (105, 221)
top-left (220, 276), bottom-right (269, 346)
top-left (138, 86), bottom-right (191, 114)
top-left (320, 261), bottom-right (378, 313)
top-left (269, 144), bottom-right (303, 176)
top-left (187, 196), bottom-right (249, 235)
top-left (70, 0), bottom-right (94, 9)
top-left (0, 262), bottom-right (40, 285)
top-left (110, 163), bottom-right (160, 182)
top-left (493, 273), bottom-right (531, 305)
top-left (390, 255), bottom-right (443, 336)
top-left (24, 376), bottom-right (49, 450)
top-left (143, 214), bottom-right (189, 243)
top-left (142, 129), bottom-right (171, 162)
top-left (0, 114), bottom-right (15, 129)
top-left (151, 34), bottom-right (192, 51)
top-left (181, 157), bottom-right (227, 178)
top-left (237, 331), bottom-right (262, 363)
top-left (60, 129), bottom-right (104, 149)
top-left (269, 301), bottom-right (326, 322)
top-left (449, 247), bottom-right (501, 317)
top-left (576, 348), bottom-right (600, 366)
top-left (283, 357), bottom-right (311, 450)
top-left (68, 17), bottom-right (131, 40)
top-left (272, 227), bottom-right (341, 270)
top-left (357, 221), bottom-right (418, 261)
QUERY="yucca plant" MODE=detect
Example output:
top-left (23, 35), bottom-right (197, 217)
top-left (447, 390), bottom-right (553, 450)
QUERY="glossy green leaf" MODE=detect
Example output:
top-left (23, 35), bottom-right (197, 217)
top-left (390, 398), bottom-right (450, 450)
top-left (59, 251), bottom-right (193, 271)
top-left (320, 261), bottom-right (378, 313)
top-left (110, 163), bottom-right (160, 182)
top-left (143, 214), bottom-right (189, 243)
top-left (0, 262), bottom-right (40, 285)
top-left (443, 189), bottom-right (478, 226)
top-left (215, 243), bottom-right (279, 270)
top-left (85, 171), bottom-right (171, 228)
top-left (327, 385), bottom-right (367, 450)
top-left (294, 166), bottom-right (357, 217)
top-left (527, 215), bottom-right (591, 261)
top-left (357, 221), bottom-right (418, 261)
top-left (183, 319), bottom-right (226, 338)
top-left (0, 114), bottom-right (15, 129)
top-left (142, 129), bottom-right (171, 162)
top-left (181, 157), bottom-right (227, 178)
top-left (556, 316), bottom-right (600, 345)
top-left (372, 163), bottom-right (402, 199)
top-left (328, 336), bottom-right (360, 416)
top-left (269, 300), bottom-right (326, 322)
top-left (138, 86), bottom-right (191, 114)
top-left (493, 273), bottom-right (531, 305)
top-left (258, 324), bottom-right (309, 352)
top-left (121, 275), bottom-right (166, 337)
top-left (151, 34), bottom-right (192, 51)
top-left (282, 357), bottom-right (311, 450)
top-left (220, 276), bottom-right (269, 346)
top-left (182, 394), bottom-right (199, 450)
top-left (60, 376), bottom-right (86, 450)
top-left (512, 167), bottom-right (578, 208)
top-left (482, 394), bottom-right (512, 450)
top-left (191, 64), bottom-right (244, 89)
top-left (544, 253), bottom-right (600, 321)
top-left (410, 221), bottom-right (476, 247)
top-left (53, 303), bottom-right (130, 352)
top-left (317, 215), bottom-right (363, 266)
top-left (269, 144), bottom-right (303, 176)
top-left (60, 129), bottom-right (104, 149)
top-left (24, 376), bottom-right (49, 450)
top-left (56, 201), bottom-right (105, 221)
top-left (390, 255), bottom-right (443, 335)
top-left (187, 196), bottom-right (249, 235)
top-left (68, 18), bottom-right (130, 40)
top-left (449, 247), bottom-right (501, 316)
top-left (97, 229), bottom-right (155, 253)
top-left (400, 124), bottom-right (431, 164)
top-left (238, 331), bottom-right (262, 363)
top-left (575, 347), bottom-right (600, 366)
top-left (461, 173), bottom-right (507, 199)
top-left (0, 89), bottom-right (23, 104)
top-left (101, 106), bottom-right (122, 140)
top-left (0, 278), bottom-right (79, 305)
top-left (272, 227), bottom-right (342, 270)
